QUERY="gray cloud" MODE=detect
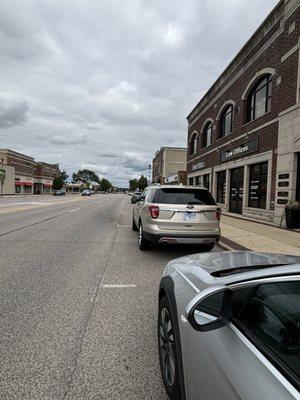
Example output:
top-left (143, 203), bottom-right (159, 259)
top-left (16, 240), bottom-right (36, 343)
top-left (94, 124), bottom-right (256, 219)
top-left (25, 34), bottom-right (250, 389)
top-left (0, 0), bottom-right (278, 186)
top-left (0, 95), bottom-right (29, 128)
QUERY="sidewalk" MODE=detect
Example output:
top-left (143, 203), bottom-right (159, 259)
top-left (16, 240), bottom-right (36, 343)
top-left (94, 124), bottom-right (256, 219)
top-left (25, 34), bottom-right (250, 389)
top-left (219, 215), bottom-right (300, 256)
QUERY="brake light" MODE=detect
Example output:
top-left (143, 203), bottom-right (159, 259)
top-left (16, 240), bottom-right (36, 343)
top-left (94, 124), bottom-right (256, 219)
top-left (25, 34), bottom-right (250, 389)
top-left (148, 205), bottom-right (160, 219)
top-left (216, 208), bottom-right (221, 221)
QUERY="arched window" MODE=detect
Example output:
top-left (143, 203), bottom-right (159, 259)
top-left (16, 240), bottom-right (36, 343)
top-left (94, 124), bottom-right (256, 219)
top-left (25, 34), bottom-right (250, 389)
top-left (219, 105), bottom-right (233, 138)
top-left (203, 122), bottom-right (212, 148)
top-left (190, 134), bottom-right (198, 155)
top-left (246, 74), bottom-right (272, 122)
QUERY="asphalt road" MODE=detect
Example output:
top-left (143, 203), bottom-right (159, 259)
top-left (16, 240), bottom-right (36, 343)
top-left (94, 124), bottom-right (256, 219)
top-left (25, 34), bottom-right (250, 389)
top-left (0, 194), bottom-right (222, 399)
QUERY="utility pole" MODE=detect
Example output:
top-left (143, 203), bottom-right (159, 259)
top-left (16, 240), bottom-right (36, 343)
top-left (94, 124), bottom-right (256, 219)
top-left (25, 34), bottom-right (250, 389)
top-left (148, 164), bottom-right (151, 185)
top-left (0, 157), bottom-right (4, 198)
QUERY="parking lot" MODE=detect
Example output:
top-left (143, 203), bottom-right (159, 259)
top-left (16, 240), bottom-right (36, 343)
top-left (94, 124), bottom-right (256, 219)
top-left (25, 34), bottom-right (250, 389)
top-left (0, 194), bottom-right (222, 399)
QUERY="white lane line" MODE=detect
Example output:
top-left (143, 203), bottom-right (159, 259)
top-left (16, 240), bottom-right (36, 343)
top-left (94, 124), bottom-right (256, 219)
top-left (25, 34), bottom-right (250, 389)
top-left (101, 284), bottom-right (137, 288)
top-left (69, 208), bottom-right (81, 213)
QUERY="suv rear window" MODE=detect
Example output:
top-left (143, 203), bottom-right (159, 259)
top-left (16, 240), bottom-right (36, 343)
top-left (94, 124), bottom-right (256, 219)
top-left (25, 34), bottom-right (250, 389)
top-left (151, 188), bottom-right (216, 205)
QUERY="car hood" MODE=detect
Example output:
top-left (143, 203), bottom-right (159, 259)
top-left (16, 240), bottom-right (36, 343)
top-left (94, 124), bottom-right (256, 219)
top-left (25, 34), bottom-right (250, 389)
top-left (167, 251), bottom-right (300, 290)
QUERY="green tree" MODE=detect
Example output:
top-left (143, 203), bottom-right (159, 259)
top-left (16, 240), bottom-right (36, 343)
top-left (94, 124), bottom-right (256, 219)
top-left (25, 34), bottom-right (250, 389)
top-left (138, 175), bottom-right (148, 191)
top-left (100, 178), bottom-right (112, 191)
top-left (129, 179), bottom-right (139, 192)
top-left (60, 169), bottom-right (69, 182)
top-left (72, 169), bottom-right (100, 184)
top-left (52, 177), bottom-right (64, 190)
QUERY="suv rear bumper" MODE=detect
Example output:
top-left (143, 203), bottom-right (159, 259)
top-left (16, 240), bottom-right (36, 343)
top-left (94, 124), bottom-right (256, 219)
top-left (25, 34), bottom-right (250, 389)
top-left (143, 231), bottom-right (220, 245)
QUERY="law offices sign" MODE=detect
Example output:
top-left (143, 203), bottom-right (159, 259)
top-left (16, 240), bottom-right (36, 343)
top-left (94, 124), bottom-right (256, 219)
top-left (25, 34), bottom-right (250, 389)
top-left (220, 138), bottom-right (258, 163)
top-left (191, 160), bottom-right (206, 172)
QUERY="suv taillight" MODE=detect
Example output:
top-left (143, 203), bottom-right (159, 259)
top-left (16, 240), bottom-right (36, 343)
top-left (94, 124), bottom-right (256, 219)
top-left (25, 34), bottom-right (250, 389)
top-left (216, 208), bottom-right (221, 221)
top-left (148, 205), bottom-right (160, 219)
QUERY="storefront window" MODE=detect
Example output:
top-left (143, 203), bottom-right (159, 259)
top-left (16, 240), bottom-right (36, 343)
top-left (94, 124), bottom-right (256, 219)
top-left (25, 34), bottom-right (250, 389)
top-left (195, 176), bottom-right (200, 186)
top-left (203, 174), bottom-right (210, 190)
top-left (15, 185), bottom-right (21, 194)
top-left (189, 177), bottom-right (194, 186)
top-left (217, 171), bottom-right (226, 203)
top-left (249, 162), bottom-right (268, 209)
top-left (23, 185), bottom-right (32, 194)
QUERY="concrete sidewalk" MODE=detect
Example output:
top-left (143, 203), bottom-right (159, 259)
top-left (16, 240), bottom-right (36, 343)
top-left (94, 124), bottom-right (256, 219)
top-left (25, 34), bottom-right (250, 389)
top-left (220, 215), bottom-right (300, 256)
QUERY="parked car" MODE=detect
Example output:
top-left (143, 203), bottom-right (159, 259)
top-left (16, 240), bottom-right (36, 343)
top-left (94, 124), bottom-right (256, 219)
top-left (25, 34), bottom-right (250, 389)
top-left (53, 189), bottom-right (65, 196)
top-left (131, 191), bottom-right (142, 204)
top-left (81, 189), bottom-right (91, 196)
top-left (158, 251), bottom-right (300, 400)
top-left (132, 185), bottom-right (220, 250)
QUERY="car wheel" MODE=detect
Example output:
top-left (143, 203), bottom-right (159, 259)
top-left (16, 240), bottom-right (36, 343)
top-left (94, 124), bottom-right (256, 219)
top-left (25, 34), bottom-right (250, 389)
top-left (158, 296), bottom-right (182, 400)
top-left (201, 242), bottom-right (215, 252)
top-left (132, 216), bottom-right (138, 231)
top-left (138, 223), bottom-right (151, 250)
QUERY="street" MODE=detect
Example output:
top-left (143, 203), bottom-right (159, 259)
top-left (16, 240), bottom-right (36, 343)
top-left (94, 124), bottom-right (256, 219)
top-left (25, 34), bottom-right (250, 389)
top-left (0, 194), bottom-right (222, 400)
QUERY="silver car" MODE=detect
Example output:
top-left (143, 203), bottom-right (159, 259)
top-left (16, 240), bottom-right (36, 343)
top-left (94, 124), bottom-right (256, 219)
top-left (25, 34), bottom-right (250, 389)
top-left (132, 185), bottom-right (221, 250)
top-left (158, 251), bottom-right (300, 400)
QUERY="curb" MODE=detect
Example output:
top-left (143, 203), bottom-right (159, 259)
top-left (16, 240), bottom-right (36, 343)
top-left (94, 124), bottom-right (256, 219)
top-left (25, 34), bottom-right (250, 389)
top-left (219, 236), bottom-right (251, 252)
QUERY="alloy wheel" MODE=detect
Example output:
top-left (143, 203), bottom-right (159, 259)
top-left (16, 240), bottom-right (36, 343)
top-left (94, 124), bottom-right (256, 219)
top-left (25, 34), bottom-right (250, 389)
top-left (159, 307), bottom-right (176, 387)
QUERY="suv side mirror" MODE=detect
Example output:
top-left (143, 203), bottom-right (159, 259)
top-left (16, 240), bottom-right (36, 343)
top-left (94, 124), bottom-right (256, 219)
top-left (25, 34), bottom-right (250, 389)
top-left (186, 286), bottom-right (232, 332)
top-left (131, 196), bottom-right (137, 204)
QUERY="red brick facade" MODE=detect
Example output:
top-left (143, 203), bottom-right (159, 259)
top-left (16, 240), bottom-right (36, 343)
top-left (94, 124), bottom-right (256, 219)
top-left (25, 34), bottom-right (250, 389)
top-left (186, 0), bottom-right (300, 223)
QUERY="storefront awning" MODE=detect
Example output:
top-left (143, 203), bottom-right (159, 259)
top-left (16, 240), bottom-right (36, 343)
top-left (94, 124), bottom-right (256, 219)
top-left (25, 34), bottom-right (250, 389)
top-left (15, 181), bottom-right (22, 186)
top-left (43, 183), bottom-right (52, 187)
top-left (23, 182), bottom-right (33, 186)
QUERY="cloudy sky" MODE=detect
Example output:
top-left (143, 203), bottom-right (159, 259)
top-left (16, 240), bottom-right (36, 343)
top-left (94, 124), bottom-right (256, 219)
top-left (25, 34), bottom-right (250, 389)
top-left (0, 0), bottom-right (278, 186)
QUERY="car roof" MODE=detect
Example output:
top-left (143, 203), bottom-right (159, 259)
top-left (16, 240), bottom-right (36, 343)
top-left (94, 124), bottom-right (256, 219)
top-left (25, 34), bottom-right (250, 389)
top-left (148, 184), bottom-right (208, 190)
top-left (168, 251), bottom-right (300, 287)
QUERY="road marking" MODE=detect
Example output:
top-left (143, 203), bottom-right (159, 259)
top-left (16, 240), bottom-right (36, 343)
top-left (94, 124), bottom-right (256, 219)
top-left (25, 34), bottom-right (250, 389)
top-left (101, 284), bottom-right (137, 288)
top-left (69, 208), bottom-right (81, 213)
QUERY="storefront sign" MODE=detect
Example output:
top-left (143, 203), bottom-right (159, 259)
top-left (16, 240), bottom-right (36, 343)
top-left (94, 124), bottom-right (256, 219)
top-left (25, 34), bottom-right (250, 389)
top-left (165, 174), bottom-right (178, 183)
top-left (191, 160), bottom-right (206, 172)
top-left (278, 181), bottom-right (289, 187)
top-left (277, 199), bottom-right (288, 205)
top-left (277, 191), bottom-right (289, 197)
top-left (278, 173), bottom-right (289, 180)
top-left (220, 138), bottom-right (258, 163)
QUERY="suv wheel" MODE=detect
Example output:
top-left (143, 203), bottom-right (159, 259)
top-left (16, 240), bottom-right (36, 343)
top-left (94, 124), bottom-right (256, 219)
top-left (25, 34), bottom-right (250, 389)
top-left (138, 223), bottom-right (151, 250)
top-left (132, 216), bottom-right (138, 231)
top-left (158, 296), bottom-right (182, 400)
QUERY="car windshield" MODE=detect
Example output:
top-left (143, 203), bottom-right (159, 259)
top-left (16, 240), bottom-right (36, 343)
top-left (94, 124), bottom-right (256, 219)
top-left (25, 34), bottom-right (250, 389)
top-left (152, 188), bottom-right (216, 205)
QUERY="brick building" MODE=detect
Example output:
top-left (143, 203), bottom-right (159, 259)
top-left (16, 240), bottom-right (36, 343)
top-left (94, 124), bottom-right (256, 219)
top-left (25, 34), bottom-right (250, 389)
top-left (34, 162), bottom-right (60, 194)
top-left (0, 149), bottom-right (60, 195)
top-left (186, 0), bottom-right (300, 226)
top-left (152, 147), bottom-right (187, 184)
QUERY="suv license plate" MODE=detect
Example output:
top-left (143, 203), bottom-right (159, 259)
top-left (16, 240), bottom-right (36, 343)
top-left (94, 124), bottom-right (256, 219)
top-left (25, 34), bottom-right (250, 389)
top-left (184, 212), bottom-right (196, 221)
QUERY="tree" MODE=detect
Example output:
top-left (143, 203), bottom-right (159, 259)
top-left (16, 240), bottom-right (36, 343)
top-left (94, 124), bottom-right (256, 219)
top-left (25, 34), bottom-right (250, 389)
top-left (52, 177), bottom-right (64, 190)
top-left (72, 169), bottom-right (100, 184)
top-left (129, 179), bottom-right (139, 192)
top-left (138, 175), bottom-right (148, 191)
top-left (60, 169), bottom-right (69, 182)
top-left (100, 178), bottom-right (112, 191)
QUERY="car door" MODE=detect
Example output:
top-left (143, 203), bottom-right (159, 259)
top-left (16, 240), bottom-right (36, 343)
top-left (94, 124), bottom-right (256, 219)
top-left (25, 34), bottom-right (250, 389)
top-left (133, 189), bottom-right (147, 226)
top-left (186, 279), bottom-right (300, 400)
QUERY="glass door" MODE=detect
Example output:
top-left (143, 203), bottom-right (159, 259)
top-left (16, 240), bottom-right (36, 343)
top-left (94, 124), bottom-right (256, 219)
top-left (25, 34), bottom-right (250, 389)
top-left (229, 167), bottom-right (244, 214)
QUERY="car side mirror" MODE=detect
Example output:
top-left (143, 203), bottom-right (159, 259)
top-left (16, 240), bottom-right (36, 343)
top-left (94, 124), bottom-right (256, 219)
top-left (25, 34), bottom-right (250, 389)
top-left (186, 286), bottom-right (232, 332)
top-left (131, 196), bottom-right (137, 204)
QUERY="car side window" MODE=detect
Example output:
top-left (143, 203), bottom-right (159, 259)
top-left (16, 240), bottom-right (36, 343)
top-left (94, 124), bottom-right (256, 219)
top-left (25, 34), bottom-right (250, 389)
top-left (233, 281), bottom-right (300, 383)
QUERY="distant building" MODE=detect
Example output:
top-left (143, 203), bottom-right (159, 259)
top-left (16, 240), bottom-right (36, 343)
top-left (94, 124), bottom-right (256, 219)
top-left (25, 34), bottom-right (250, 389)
top-left (0, 149), bottom-right (60, 195)
top-left (186, 0), bottom-right (300, 226)
top-left (152, 147), bottom-right (187, 184)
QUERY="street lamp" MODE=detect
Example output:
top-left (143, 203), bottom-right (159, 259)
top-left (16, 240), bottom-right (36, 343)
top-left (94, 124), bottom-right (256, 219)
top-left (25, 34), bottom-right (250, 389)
top-left (148, 164), bottom-right (151, 185)
top-left (0, 157), bottom-right (4, 198)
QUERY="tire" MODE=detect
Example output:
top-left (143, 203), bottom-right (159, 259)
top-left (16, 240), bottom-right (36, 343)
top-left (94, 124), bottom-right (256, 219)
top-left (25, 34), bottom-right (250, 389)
top-left (132, 216), bottom-right (138, 231)
top-left (158, 296), bottom-right (182, 400)
top-left (201, 242), bottom-right (215, 252)
top-left (138, 223), bottom-right (151, 250)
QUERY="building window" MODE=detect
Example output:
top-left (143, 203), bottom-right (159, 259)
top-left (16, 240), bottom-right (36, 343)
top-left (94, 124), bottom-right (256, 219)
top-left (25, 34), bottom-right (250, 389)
top-left (203, 174), bottom-right (210, 190)
top-left (220, 105), bottom-right (233, 138)
top-left (216, 171), bottom-right (226, 203)
top-left (195, 176), bottom-right (200, 186)
top-left (249, 162), bottom-right (268, 209)
top-left (190, 134), bottom-right (198, 155)
top-left (189, 177), bottom-right (194, 186)
top-left (203, 122), bottom-right (212, 148)
top-left (246, 75), bottom-right (272, 123)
